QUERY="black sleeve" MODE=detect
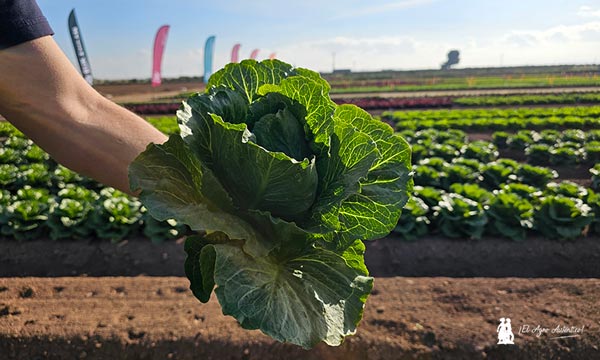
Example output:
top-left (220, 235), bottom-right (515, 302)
top-left (0, 0), bottom-right (54, 50)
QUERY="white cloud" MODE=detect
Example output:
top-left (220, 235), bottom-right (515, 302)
top-left (274, 36), bottom-right (424, 72)
top-left (464, 21), bottom-right (600, 68)
top-left (272, 21), bottom-right (600, 73)
top-left (191, 21), bottom-right (600, 76)
top-left (503, 33), bottom-right (538, 47)
top-left (501, 21), bottom-right (600, 46)
top-left (578, 5), bottom-right (600, 18)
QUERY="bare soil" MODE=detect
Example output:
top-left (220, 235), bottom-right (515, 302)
top-left (1, 236), bottom-right (600, 278)
top-left (94, 81), bottom-right (204, 103)
top-left (0, 277), bottom-right (598, 360)
top-left (366, 236), bottom-right (600, 278)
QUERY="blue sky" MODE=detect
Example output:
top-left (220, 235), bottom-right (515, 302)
top-left (38, 0), bottom-right (600, 79)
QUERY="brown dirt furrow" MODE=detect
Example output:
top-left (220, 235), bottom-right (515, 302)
top-left (0, 277), bottom-right (599, 359)
top-left (2, 236), bottom-right (600, 278)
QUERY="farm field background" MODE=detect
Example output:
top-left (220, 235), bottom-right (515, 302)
top-left (2, 65), bottom-right (600, 359)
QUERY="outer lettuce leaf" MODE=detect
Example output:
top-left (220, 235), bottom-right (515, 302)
top-left (195, 239), bottom-right (372, 349)
top-left (335, 105), bottom-right (412, 242)
top-left (207, 59), bottom-right (295, 104)
top-left (308, 124), bottom-right (379, 231)
top-left (130, 136), bottom-right (313, 258)
top-left (183, 87), bottom-right (248, 125)
top-left (243, 209), bottom-right (314, 258)
top-left (129, 136), bottom-right (271, 255)
top-left (183, 235), bottom-right (215, 303)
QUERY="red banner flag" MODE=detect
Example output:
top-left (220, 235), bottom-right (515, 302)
top-left (151, 25), bottom-right (169, 87)
top-left (249, 49), bottom-right (259, 60)
top-left (231, 43), bottom-right (241, 63)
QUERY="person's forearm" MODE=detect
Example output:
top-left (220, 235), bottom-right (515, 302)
top-left (0, 36), bottom-right (167, 194)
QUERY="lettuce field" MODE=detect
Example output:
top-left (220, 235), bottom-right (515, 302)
top-left (1, 62), bottom-right (600, 359)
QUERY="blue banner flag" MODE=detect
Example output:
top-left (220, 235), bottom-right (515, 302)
top-left (204, 35), bottom-right (216, 83)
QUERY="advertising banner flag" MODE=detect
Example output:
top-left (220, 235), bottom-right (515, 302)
top-left (204, 35), bottom-right (216, 83)
top-left (231, 43), bottom-right (241, 63)
top-left (68, 9), bottom-right (93, 85)
top-left (151, 25), bottom-right (170, 87)
top-left (250, 49), bottom-right (259, 60)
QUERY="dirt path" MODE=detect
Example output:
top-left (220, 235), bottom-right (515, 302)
top-left (1, 277), bottom-right (598, 359)
top-left (106, 89), bottom-right (197, 104)
top-left (2, 236), bottom-right (600, 278)
top-left (94, 81), bottom-right (204, 103)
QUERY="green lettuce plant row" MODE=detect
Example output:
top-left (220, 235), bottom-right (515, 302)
top-left (384, 106), bottom-right (600, 122)
top-left (0, 127), bottom-right (188, 243)
top-left (399, 179), bottom-right (597, 242)
top-left (3, 117), bottom-right (598, 246)
top-left (128, 60), bottom-right (412, 348)
top-left (405, 127), bottom-right (600, 168)
top-left (0, 185), bottom-right (185, 242)
top-left (492, 129), bottom-right (597, 166)
top-left (384, 106), bottom-right (600, 131)
top-left (402, 127), bottom-right (597, 242)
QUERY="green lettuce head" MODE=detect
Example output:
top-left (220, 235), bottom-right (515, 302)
top-left (129, 59), bottom-right (412, 348)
